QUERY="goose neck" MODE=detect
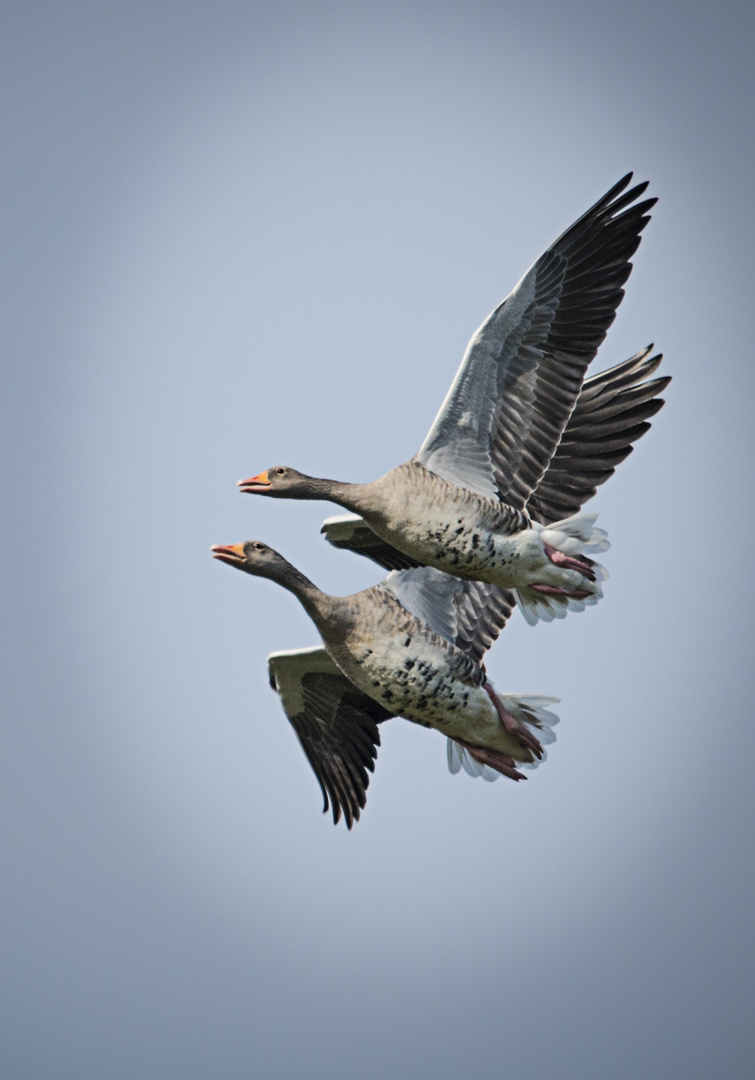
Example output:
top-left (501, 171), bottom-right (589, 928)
top-left (273, 562), bottom-right (337, 627)
top-left (309, 478), bottom-right (371, 514)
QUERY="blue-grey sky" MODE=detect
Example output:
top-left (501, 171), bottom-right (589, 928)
top-left (2, 2), bottom-right (753, 1077)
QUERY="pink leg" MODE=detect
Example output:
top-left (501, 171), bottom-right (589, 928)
top-left (531, 583), bottom-right (591, 598)
top-left (483, 682), bottom-right (543, 758)
top-left (542, 542), bottom-right (596, 582)
top-left (452, 738), bottom-right (526, 781)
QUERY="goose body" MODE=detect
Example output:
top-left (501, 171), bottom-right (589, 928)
top-left (340, 460), bottom-right (608, 597)
top-left (211, 541), bottom-right (559, 824)
top-left (240, 175), bottom-right (661, 623)
top-left (322, 345), bottom-right (668, 625)
top-left (320, 583), bottom-right (511, 749)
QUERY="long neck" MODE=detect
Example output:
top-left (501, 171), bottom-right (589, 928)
top-left (296, 476), bottom-right (372, 514)
top-left (271, 560), bottom-right (337, 628)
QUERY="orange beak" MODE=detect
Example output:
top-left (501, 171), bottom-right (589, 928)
top-left (238, 470), bottom-right (271, 493)
top-left (210, 543), bottom-right (246, 566)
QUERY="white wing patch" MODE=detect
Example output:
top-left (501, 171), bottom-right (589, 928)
top-left (267, 646), bottom-right (341, 716)
top-left (319, 512), bottom-right (365, 541)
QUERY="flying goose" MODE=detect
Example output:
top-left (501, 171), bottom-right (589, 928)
top-left (211, 543), bottom-right (559, 827)
top-left (239, 175), bottom-right (659, 624)
top-left (322, 345), bottom-right (669, 623)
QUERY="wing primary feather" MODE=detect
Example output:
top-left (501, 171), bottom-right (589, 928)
top-left (527, 349), bottom-right (670, 525)
top-left (267, 650), bottom-right (392, 828)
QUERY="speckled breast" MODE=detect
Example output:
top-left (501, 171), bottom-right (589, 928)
top-left (364, 471), bottom-right (540, 587)
top-left (326, 624), bottom-right (489, 736)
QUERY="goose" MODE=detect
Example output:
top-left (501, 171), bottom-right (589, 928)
top-left (322, 345), bottom-right (669, 624)
top-left (239, 175), bottom-right (659, 624)
top-left (211, 543), bottom-right (559, 828)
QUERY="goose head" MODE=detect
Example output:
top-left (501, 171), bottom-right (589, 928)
top-left (211, 540), bottom-right (288, 579)
top-left (237, 466), bottom-right (317, 498)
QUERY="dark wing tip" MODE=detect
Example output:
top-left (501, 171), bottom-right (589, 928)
top-left (320, 785), bottom-right (336, 821)
top-left (604, 172), bottom-right (634, 201)
top-left (526, 345), bottom-right (669, 525)
top-left (573, 173), bottom-right (653, 230)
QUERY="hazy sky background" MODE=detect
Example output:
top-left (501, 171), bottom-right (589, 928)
top-left (2, 2), bottom-right (753, 1077)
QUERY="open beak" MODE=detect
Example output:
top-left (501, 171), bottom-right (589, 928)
top-left (211, 543), bottom-right (246, 566)
top-left (238, 470), bottom-right (271, 493)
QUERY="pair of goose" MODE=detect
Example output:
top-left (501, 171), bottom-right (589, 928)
top-left (212, 174), bottom-right (669, 828)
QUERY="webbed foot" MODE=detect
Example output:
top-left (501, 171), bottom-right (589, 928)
top-left (542, 542), bottom-right (597, 582)
top-left (531, 583), bottom-right (592, 599)
top-left (484, 681), bottom-right (543, 758)
top-left (451, 738), bottom-right (527, 781)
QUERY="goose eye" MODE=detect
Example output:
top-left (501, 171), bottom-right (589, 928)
top-left (276, 468), bottom-right (285, 475)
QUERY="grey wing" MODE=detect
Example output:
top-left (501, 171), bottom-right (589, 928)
top-left (382, 568), bottom-right (515, 666)
top-left (320, 514), bottom-right (422, 571)
top-left (526, 346), bottom-right (670, 525)
top-left (450, 579), bottom-right (515, 665)
top-left (416, 174), bottom-right (656, 507)
top-left (268, 647), bottom-right (394, 829)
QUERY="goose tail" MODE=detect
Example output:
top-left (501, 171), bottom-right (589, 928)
top-left (446, 696), bottom-right (560, 780)
top-left (538, 512), bottom-right (611, 556)
top-left (514, 513), bottom-right (609, 625)
top-left (500, 694), bottom-right (560, 771)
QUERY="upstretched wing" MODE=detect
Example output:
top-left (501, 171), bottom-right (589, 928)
top-left (526, 345), bottom-right (670, 524)
top-left (268, 647), bottom-right (395, 829)
top-left (415, 175), bottom-right (656, 507)
top-left (380, 567), bottom-right (515, 667)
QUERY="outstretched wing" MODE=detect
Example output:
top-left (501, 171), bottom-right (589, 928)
top-left (268, 647), bottom-right (394, 829)
top-left (320, 514), bottom-right (422, 571)
top-left (416, 175), bottom-right (656, 507)
top-left (526, 345), bottom-right (670, 524)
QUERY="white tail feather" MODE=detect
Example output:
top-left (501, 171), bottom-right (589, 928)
top-left (446, 697), bottom-right (560, 779)
top-left (501, 695), bottom-right (561, 771)
top-left (536, 512), bottom-right (611, 556)
top-left (513, 586), bottom-right (581, 625)
top-left (514, 510), bottom-right (609, 625)
top-left (446, 739), bottom-right (501, 781)
top-left (446, 738), bottom-right (463, 774)
top-left (446, 739), bottom-right (500, 781)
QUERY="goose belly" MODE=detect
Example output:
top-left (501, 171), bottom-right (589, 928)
top-left (328, 634), bottom-right (500, 742)
top-left (372, 504), bottom-right (544, 587)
